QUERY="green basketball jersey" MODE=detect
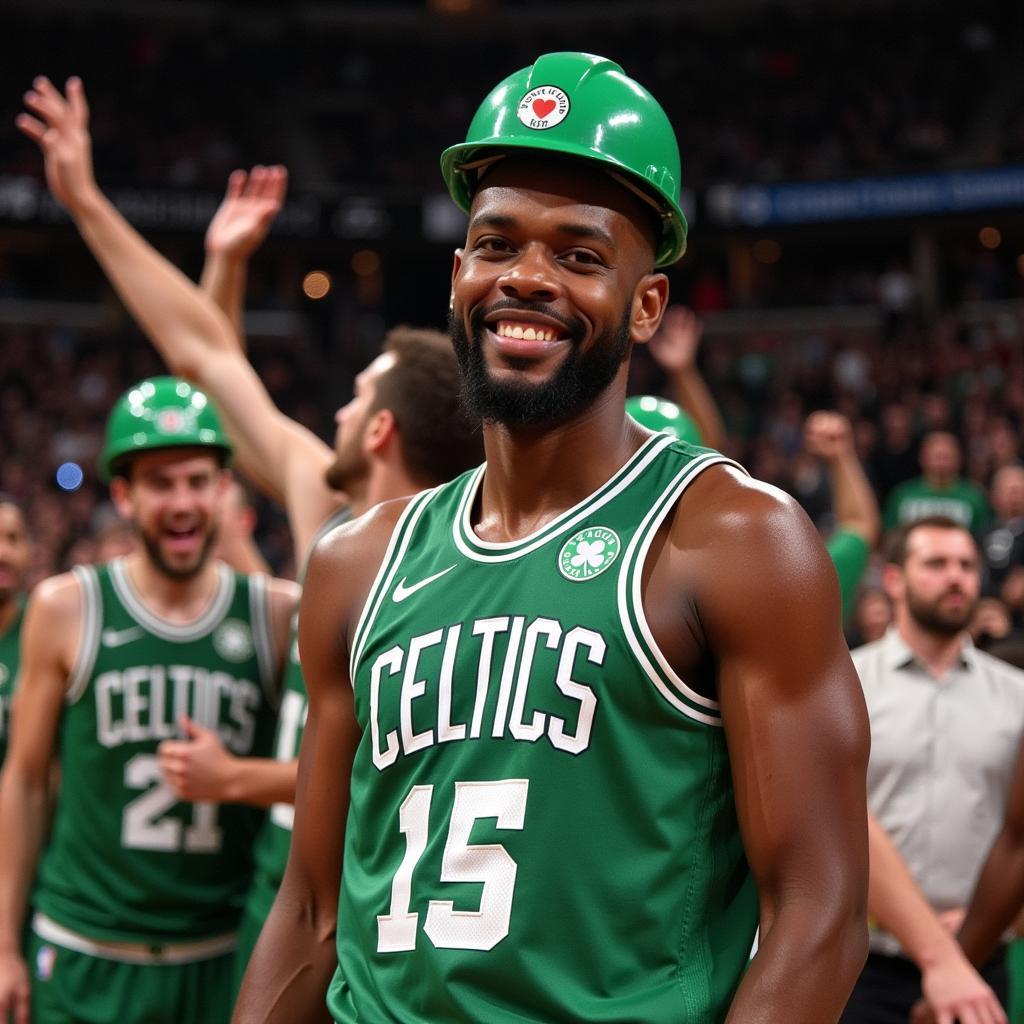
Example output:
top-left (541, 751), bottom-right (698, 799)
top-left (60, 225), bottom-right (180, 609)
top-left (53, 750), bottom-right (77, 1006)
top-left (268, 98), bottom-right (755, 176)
top-left (252, 507), bottom-right (352, 904)
top-left (328, 434), bottom-right (759, 1023)
top-left (36, 558), bottom-right (280, 943)
top-left (0, 597), bottom-right (25, 768)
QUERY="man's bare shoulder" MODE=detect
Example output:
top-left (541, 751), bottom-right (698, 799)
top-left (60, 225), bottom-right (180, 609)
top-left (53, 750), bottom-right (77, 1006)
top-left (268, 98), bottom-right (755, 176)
top-left (301, 496), bottom-right (418, 664)
top-left (311, 496), bottom-right (416, 571)
top-left (22, 571), bottom-right (85, 670)
top-left (29, 571), bottom-right (84, 622)
top-left (673, 463), bottom-right (830, 570)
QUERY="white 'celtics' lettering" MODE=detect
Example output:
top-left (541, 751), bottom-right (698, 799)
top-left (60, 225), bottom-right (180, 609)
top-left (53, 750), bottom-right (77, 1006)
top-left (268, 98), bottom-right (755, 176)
top-left (94, 665), bottom-right (261, 753)
top-left (370, 617), bottom-right (604, 769)
top-left (378, 779), bottom-right (528, 953)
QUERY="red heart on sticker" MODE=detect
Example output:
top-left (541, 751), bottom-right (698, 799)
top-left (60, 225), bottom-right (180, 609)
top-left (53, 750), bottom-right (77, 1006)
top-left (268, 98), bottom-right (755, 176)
top-left (532, 98), bottom-right (556, 118)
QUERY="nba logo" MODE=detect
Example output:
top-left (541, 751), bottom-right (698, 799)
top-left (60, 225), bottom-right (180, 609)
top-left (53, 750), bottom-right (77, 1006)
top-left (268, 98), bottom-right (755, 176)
top-left (35, 943), bottom-right (56, 981)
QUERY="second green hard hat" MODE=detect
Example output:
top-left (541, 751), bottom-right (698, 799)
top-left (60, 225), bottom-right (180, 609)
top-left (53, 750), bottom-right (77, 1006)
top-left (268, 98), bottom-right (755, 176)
top-left (626, 395), bottom-right (702, 445)
top-left (440, 52), bottom-right (688, 267)
top-left (100, 376), bottom-right (233, 481)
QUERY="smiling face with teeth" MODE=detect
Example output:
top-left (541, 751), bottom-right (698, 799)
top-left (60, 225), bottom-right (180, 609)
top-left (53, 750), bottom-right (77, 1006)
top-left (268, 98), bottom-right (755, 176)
top-left (449, 154), bottom-right (669, 428)
top-left (111, 448), bottom-right (229, 580)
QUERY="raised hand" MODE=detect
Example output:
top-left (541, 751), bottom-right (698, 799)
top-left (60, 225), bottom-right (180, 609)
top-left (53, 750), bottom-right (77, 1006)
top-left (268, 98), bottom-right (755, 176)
top-left (16, 76), bottom-right (98, 212)
top-left (648, 306), bottom-right (704, 374)
top-left (803, 411), bottom-right (855, 462)
top-left (205, 165), bottom-right (288, 260)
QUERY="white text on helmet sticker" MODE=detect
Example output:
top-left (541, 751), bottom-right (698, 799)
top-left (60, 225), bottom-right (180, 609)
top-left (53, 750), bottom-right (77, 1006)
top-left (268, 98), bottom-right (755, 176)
top-left (517, 86), bottom-right (570, 131)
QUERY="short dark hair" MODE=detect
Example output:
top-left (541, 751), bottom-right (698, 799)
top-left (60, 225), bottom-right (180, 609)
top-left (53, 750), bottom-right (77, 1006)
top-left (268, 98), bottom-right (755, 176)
top-left (0, 494), bottom-right (28, 536)
top-left (374, 326), bottom-right (483, 486)
top-left (884, 515), bottom-right (975, 567)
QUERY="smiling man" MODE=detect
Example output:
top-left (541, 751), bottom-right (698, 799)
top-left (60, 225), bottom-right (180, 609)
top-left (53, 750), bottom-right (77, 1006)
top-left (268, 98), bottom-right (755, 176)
top-left (0, 379), bottom-right (297, 1024)
top-left (235, 52), bottom-right (869, 1024)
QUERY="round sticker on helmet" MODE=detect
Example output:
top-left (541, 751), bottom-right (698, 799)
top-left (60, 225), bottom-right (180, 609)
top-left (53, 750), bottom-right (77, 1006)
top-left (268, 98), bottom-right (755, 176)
top-left (517, 86), bottom-right (570, 131)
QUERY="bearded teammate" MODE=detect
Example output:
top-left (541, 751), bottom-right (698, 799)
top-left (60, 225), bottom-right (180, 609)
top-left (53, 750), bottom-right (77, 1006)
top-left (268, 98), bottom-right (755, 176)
top-left (0, 380), bottom-right (298, 1024)
top-left (229, 52), bottom-right (870, 1024)
top-left (15, 74), bottom-right (483, 996)
top-left (0, 497), bottom-right (30, 770)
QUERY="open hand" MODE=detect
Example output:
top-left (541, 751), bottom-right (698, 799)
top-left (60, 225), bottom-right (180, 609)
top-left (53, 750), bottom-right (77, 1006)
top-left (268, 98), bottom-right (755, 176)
top-left (205, 165), bottom-right (288, 259)
top-left (16, 76), bottom-right (97, 213)
top-left (648, 306), bottom-right (703, 373)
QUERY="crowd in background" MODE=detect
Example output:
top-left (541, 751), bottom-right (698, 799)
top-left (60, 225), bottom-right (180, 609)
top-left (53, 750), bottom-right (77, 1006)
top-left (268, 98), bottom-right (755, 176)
top-left (0, 2), bottom-right (1014, 193)
top-left (3, 296), bottom-right (1024, 656)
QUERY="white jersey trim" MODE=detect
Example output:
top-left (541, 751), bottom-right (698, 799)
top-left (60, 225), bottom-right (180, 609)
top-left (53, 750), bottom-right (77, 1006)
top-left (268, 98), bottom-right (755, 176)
top-left (453, 433), bottom-right (675, 563)
top-left (349, 489), bottom-right (438, 684)
top-left (66, 565), bottom-right (101, 705)
top-left (618, 453), bottom-right (744, 727)
top-left (32, 912), bottom-right (237, 965)
top-left (109, 558), bottom-right (235, 642)
top-left (249, 572), bottom-right (278, 708)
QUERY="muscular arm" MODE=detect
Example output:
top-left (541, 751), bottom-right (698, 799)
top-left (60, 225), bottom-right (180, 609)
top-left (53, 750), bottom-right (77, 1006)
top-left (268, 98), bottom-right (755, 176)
top-left (18, 79), bottom-right (342, 556)
top-left (867, 814), bottom-right (1004, 1023)
top-left (956, 738), bottom-right (1024, 968)
top-left (233, 504), bottom-right (406, 1023)
top-left (681, 471), bottom-right (869, 1023)
top-left (804, 412), bottom-right (880, 548)
top-left (0, 575), bottom-right (80, 1024)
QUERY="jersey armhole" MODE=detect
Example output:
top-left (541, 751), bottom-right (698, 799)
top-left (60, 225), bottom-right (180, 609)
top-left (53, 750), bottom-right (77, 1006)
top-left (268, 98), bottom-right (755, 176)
top-left (66, 565), bottom-right (101, 705)
top-left (248, 573), bottom-right (279, 708)
top-left (617, 454), bottom-right (744, 728)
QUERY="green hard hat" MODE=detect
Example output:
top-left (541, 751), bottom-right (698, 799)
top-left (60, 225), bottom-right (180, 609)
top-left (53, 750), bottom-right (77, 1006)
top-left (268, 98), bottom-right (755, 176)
top-left (100, 376), bottom-right (233, 481)
top-left (626, 395), bottom-right (702, 444)
top-left (440, 52), bottom-right (687, 267)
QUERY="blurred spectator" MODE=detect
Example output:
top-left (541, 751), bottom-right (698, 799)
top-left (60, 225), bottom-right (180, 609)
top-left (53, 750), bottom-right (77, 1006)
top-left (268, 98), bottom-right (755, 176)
top-left (982, 466), bottom-right (1024, 611)
top-left (884, 431), bottom-right (990, 535)
top-left (871, 404), bottom-right (920, 506)
top-left (803, 411), bottom-right (881, 622)
top-left (645, 307), bottom-right (726, 451)
top-left (844, 516), bottom-right (1023, 1021)
top-left (848, 587), bottom-right (894, 648)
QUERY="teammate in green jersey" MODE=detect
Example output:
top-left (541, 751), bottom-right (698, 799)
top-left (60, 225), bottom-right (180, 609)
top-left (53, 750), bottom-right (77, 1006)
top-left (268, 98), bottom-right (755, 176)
top-left (0, 377), bottom-right (298, 1024)
top-left (234, 52), bottom-right (870, 1024)
top-left (13, 74), bottom-right (485, 1003)
top-left (0, 496), bottom-right (30, 770)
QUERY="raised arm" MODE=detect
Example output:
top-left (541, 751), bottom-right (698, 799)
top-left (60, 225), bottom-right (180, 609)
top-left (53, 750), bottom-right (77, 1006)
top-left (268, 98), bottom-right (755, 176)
top-left (804, 412), bottom-right (880, 548)
top-left (647, 306), bottom-right (727, 450)
top-left (867, 813), bottom-right (1005, 1024)
top-left (17, 77), bottom-right (342, 554)
top-left (0, 575), bottom-right (81, 1024)
top-left (233, 505), bottom-right (405, 1023)
top-left (686, 471), bottom-right (869, 1022)
top-left (200, 165), bottom-right (288, 349)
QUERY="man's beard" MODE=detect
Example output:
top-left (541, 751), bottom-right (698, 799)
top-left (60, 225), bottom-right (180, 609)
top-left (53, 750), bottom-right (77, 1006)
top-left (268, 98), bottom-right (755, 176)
top-left (139, 525), bottom-right (218, 581)
top-left (448, 301), bottom-right (631, 428)
top-left (906, 587), bottom-right (977, 636)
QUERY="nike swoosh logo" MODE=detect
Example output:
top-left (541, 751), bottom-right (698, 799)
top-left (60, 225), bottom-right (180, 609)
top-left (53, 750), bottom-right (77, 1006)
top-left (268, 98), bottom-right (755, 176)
top-left (393, 565), bottom-right (457, 603)
top-left (101, 626), bottom-right (146, 648)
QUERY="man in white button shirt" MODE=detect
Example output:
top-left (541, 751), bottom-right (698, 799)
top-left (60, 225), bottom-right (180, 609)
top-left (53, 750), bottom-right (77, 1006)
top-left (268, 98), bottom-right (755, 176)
top-left (842, 515), bottom-right (1024, 1024)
